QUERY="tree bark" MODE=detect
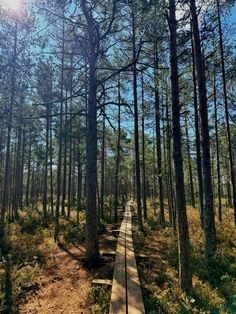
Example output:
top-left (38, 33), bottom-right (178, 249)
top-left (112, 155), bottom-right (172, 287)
top-left (54, 16), bottom-right (65, 242)
top-left (154, 49), bottom-right (165, 226)
top-left (0, 20), bottom-right (18, 244)
top-left (49, 114), bottom-right (54, 216)
top-left (43, 102), bottom-right (50, 219)
top-left (191, 35), bottom-right (204, 227)
top-left (190, 0), bottom-right (217, 260)
top-left (185, 115), bottom-right (195, 208)
top-left (213, 68), bottom-right (222, 221)
top-left (131, 3), bottom-right (143, 229)
top-left (169, 0), bottom-right (192, 291)
top-left (216, 0), bottom-right (236, 227)
top-left (100, 107), bottom-right (105, 221)
top-left (81, 0), bottom-right (100, 265)
top-left (114, 81), bottom-right (121, 223)
top-left (62, 100), bottom-right (68, 216)
top-left (141, 73), bottom-right (147, 220)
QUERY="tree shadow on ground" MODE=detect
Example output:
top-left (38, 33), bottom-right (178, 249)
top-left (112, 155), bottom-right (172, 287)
top-left (2, 256), bottom-right (14, 314)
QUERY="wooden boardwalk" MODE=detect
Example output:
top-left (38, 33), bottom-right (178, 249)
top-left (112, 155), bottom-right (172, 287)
top-left (109, 202), bottom-right (145, 314)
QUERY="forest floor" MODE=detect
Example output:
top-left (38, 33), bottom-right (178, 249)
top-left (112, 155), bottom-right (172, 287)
top-left (1, 203), bottom-right (236, 313)
top-left (133, 201), bottom-right (236, 314)
top-left (18, 243), bottom-right (90, 314)
top-left (0, 209), bottom-right (116, 314)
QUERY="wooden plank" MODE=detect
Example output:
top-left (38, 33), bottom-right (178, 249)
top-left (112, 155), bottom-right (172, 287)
top-left (101, 251), bottom-right (116, 258)
top-left (136, 254), bottom-right (147, 260)
top-left (92, 279), bottom-right (112, 286)
top-left (109, 203), bottom-right (145, 314)
top-left (112, 229), bottom-right (120, 237)
top-left (126, 205), bottom-right (145, 314)
top-left (109, 218), bottom-right (127, 314)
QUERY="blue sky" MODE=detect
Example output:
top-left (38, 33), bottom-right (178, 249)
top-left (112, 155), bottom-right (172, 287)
top-left (225, 3), bottom-right (236, 48)
top-left (227, 2), bottom-right (236, 28)
top-left (229, 3), bottom-right (236, 20)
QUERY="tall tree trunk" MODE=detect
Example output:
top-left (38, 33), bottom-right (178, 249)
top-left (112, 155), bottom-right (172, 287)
top-left (77, 137), bottom-right (82, 222)
top-left (114, 81), bottom-right (121, 223)
top-left (67, 111), bottom-right (72, 218)
top-left (185, 115), bottom-right (195, 208)
top-left (152, 126), bottom-right (157, 217)
top-left (25, 131), bottom-right (32, 207)
top-left (81, 0), bottom-right (100, 265)
top-left (43, 103), bottom-right (50, 219)
top-left (71, 141), bottom-right (76, 206)
top-left (190, 0), bottom-right (217, 260)
top-left (50, 114), bottom-right (54, 216)
top-left (141, 73), bottom-right (147, 220)
top-left (191, 35), bottom-right (204, 227)
top-left (0, 20), bottom-right (18, 245)
top-left (169, 0), bottom-right (192, 291)
top-left (13, 117), bottom-right (22, 219)
top-left (213, 68), bottom-right (222, 221)
top-left (12, 136), bottom-right (18, 220)
top-left (54, 16), bottom-right (65, 242)
top-left (166, 96), bottom-right (176, 229)
top-left (31, 162), bottom-right (35, 206)
top-left (100, 108), bottom-right (105, 221)
top-left (216, 0), bottom-right (236, 226)
top-left (62, 100), bottom-right (68, 216)
top-left (19, 130), bottom-right (26, 211)
top-left (131, 3), bottom-right (143, 229)
top-left (154, 49), bottom-right (165, 226)
top-left (67, 56), bottom-right (74, 218)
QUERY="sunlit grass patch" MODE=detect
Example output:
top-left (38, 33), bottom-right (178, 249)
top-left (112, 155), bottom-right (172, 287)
top-left (89, 285), bottom-right (111, 314)
top-left (135, 202), bottom-right (236, 314)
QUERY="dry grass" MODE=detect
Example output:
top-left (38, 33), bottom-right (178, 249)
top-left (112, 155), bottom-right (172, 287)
top-left (0, 208), bottom-right (115, 314)
top-left (133, 201), bottom-right (236, 314)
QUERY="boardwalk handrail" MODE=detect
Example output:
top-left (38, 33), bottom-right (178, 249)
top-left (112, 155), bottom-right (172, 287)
top-left (109, 202), bottom-right (145, 314)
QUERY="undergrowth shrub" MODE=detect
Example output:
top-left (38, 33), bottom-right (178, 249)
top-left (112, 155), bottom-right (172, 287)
top-left (146, 218), bottom-right (160, 231)
top-left (0, 267), bottom-right (5, 312)
top-left (133, 228), bottom-right (145, 253)
top-left (192, 280), bottom-right (225, 312)
top-left (219, 274), bottom-right (236, 297)
top-left (98, 220), bottom-right (107, 235)
top-left (89, 285), bottom-right (110, 314)
top-left (9, 231), bottom-right (45, 266)
top-left (63, 222), bottom-right (85, 244)
top-left (152, 287), bottom-right (196, 314)
top-left (18, 213), bottom-right (53, 234)
top-left (12, 264), bottom-right (41, 302)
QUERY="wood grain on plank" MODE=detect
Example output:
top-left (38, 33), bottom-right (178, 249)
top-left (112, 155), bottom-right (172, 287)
top-left (109, 203), bottom-right (145, 314)
top-left (109, 218), bottom-right (127, 314)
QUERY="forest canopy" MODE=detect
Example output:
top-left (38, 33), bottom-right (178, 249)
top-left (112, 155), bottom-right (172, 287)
top-left (0, 0), bottom-right (236, 313)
